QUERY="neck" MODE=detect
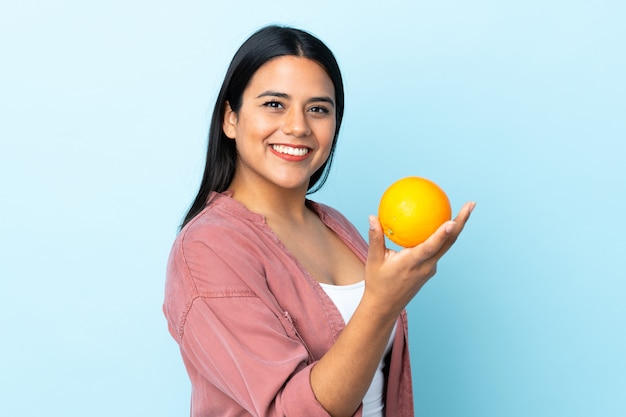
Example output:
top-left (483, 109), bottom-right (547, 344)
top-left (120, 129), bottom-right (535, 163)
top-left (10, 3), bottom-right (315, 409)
top-left (227, 179), bottom-right (311, 224)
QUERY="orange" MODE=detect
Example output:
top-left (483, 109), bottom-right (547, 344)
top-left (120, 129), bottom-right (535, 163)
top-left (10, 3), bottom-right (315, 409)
top-left (378, 176), bottom-right (452, 247)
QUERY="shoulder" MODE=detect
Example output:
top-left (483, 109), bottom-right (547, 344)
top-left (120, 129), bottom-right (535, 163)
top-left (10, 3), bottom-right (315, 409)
top-left (164, 201), bottom-right (270, 340)
top-left (309, 200), bottom-right (365, 245)
top-left (169, 201), bottom-right (270, 289)
top-left (309, 200), bottom-right (351, 228)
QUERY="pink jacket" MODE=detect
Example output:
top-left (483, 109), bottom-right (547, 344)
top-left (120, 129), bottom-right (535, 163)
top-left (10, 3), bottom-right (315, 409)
top-left (163, 192), bottom-right (414, 416)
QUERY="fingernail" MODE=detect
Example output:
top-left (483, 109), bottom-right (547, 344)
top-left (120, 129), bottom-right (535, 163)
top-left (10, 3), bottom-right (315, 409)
top-left (445, 221), bottom-right (456, 234)
top-left (368, 215), bottom-right (377, 231)
top-left (470, 202), bottom-right (477, 213)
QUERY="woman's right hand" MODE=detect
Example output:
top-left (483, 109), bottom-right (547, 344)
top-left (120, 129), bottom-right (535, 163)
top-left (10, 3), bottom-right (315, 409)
top-left (363, 201), bottom-right (476, 319)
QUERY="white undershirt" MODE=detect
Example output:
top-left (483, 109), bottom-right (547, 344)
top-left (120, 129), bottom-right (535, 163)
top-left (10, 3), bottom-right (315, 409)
top-left (319, 281), bottom-right (397, 417)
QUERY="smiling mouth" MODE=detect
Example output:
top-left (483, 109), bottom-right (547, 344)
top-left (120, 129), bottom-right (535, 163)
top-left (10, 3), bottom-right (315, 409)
top-left (271, 144), bottom-right (310, 157)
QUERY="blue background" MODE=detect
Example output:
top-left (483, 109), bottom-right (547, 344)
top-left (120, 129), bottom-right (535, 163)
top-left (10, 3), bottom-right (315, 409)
top-left (1, 1), bottom-right (624, 416)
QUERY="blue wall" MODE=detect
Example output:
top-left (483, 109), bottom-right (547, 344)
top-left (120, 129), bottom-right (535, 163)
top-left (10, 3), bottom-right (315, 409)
top-left (1, 1), bottom-right (624, 416)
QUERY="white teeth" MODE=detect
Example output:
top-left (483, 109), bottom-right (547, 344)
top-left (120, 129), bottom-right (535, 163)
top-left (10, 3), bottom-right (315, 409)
top-left (271, 144), bottom-right (309, 156)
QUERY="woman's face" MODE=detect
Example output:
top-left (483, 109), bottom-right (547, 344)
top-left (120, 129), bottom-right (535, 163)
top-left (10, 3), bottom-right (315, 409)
top-left (223, 56), bottom-right (336, 195)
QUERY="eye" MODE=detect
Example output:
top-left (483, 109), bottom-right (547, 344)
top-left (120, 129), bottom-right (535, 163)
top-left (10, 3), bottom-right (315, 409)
top-left (263, 100), bottom-right (284, 110)
top-left (309, 105), bottom-right (330, 115)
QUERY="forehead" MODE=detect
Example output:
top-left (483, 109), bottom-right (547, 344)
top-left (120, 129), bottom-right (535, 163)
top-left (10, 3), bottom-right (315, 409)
top-left (245, 56), bottom-right (335, 97)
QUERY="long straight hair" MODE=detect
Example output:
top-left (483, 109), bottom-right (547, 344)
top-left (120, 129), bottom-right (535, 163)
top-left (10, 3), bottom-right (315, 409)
top-left (180, 25), bottom-right (345, 229)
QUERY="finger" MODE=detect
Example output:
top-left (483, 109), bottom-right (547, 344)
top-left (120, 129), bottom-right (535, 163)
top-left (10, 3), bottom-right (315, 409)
top-left (366, 215), bottom-right (387, 267)
top-left (428, 201), bottom-right (476, 258)
top-left (412, 219), bottom-right (457, 261)
top-left (453, 201), bottom-right (476, 225)
top-left (446, 201), bottom-right (476, 240)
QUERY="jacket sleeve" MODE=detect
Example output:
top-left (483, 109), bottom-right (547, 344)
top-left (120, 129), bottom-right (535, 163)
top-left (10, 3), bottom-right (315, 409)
top-left (165, 232), bottom-right (333, 417)
top-left (181, 295), bottom-right (331, 416)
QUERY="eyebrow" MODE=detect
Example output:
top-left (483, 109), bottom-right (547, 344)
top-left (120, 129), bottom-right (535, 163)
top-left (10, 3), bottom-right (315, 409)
top-left (256, 91), bottom-right (335, 107)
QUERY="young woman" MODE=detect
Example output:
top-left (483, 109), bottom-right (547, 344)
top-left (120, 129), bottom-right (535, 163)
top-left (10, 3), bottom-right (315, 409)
top-left (163, 25), bottom-right (474, 417)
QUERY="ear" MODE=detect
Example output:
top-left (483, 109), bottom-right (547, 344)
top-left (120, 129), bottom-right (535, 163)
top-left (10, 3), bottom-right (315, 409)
top-left (222, 101), bottom-right (237, 139)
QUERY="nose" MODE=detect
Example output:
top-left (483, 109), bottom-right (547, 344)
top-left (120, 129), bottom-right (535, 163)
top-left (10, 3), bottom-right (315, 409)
top-left (281, 108), bottom-right (311, 137)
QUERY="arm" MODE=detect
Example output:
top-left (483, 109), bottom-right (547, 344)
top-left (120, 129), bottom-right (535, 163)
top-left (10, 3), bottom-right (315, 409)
top-left (180, 295), bottom-right (331, 416)
top-left (165, 235), bottom-right (333, 417)
top-left (310, 201), bottom-right (475, 417)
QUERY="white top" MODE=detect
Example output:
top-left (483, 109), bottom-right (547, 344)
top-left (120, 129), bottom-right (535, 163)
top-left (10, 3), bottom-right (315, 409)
top-left (319, 281), bottom-right (397, 417)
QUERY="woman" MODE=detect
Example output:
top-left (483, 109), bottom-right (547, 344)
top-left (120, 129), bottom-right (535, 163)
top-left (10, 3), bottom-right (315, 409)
top-left (164, 25), bottom-right (474, 417)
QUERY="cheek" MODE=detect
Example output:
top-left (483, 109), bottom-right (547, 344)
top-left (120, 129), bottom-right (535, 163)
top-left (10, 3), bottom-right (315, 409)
top-left (317, 132), bottom-right (335, 163)
top-left (320, 122), bottom-right (337, 146)
top-left (240, 117), bottom-right (277, 139)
